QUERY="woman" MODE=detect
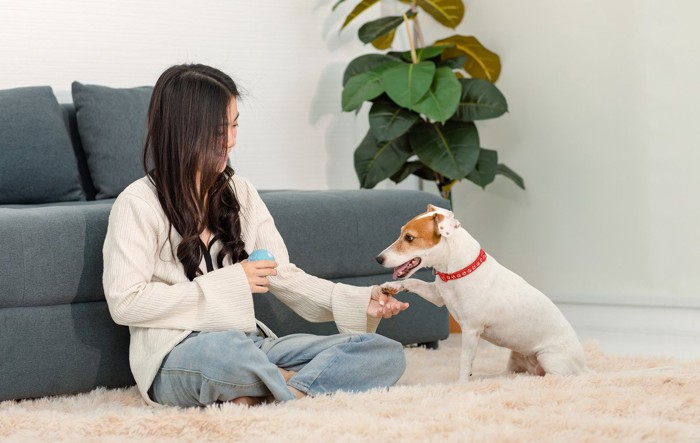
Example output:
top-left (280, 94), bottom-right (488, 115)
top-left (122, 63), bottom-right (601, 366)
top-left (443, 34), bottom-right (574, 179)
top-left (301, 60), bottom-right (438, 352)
top-left (102, 63), bottom-right (409, 408)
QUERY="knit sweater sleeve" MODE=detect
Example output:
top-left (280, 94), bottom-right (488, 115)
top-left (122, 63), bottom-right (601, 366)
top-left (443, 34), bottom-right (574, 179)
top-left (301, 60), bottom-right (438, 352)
top-left (235, 177), bottom-right (381, 334)
top-left (102, 183), bottom-right (256, 332)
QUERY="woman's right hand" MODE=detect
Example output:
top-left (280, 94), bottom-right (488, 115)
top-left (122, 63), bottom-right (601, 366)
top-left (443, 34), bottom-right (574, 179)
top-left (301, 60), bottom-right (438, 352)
top-left (240, 260), bottom-right (278, 293)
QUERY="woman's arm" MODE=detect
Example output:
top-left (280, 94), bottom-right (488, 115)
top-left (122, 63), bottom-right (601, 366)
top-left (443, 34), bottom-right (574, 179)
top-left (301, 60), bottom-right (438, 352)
top-left (235, 178), bottom-right (380, 334)
top-left (102, 189), bottom-right (256, 332)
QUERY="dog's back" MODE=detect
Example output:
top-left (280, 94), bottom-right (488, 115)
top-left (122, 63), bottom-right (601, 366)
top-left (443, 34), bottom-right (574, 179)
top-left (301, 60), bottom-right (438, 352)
top-left (443, 253), bottom-right (586, 375)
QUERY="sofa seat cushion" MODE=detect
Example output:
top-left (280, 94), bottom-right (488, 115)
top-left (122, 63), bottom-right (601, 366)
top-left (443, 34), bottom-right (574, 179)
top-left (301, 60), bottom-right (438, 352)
top-left (72, 82), bottom-right (152, 200)
top-left (255, 269), bottom-right (448, 345)
top-left (0, 86), bottom-right (84, 204)
top-left (0, 202), bottom-right (113, 308)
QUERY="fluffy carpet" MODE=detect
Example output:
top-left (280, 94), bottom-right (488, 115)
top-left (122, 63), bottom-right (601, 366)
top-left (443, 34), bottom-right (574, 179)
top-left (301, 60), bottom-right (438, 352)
top-left (1, 334), bottom-right (699, 442)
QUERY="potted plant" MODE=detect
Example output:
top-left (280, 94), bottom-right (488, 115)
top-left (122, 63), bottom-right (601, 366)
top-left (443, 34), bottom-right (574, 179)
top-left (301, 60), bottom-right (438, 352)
top-left (334, 0), bottom-right (524, 204)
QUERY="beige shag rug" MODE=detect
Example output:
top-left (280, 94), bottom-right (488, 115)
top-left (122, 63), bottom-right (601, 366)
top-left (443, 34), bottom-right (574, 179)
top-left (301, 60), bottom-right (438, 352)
top-left (1, 334), bottom-right (699, 443)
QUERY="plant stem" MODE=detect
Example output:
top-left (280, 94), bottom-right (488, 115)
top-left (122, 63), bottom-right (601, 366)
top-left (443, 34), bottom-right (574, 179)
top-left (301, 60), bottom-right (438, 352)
top-left (403, 13), bottom-right (418, 64)
top-left (410, 2), bottom-right (425, 48)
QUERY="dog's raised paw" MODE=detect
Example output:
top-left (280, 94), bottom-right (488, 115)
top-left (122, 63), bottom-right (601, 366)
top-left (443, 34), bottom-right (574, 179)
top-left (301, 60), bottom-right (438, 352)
top-left (380, 283), bottom-right (403, 296)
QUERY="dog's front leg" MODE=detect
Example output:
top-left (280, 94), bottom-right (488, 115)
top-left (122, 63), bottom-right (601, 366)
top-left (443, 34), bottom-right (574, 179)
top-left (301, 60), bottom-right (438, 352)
top-left (381, 279), bottom-right (444, 307)
top-left (458, 329), bottom-right (481, 383)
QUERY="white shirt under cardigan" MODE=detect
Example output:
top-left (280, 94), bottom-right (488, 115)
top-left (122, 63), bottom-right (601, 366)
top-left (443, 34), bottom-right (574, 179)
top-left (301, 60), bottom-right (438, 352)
top-left (102, 175), bottom-right (380, 405)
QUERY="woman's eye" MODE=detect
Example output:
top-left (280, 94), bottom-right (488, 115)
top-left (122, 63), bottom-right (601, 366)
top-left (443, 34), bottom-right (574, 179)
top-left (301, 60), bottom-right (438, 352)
top-left (404, 235), bottom-right (414, 242)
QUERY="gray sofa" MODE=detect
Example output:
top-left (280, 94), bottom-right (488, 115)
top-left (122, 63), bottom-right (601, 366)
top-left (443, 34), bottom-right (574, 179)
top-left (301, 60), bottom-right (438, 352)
top-left (0, 85), bottom-right (449, 402)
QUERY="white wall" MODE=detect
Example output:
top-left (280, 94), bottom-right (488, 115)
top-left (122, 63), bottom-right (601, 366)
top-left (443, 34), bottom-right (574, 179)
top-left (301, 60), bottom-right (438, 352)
top-left (444, 0), bottom-right (700, 307)
top-left (0, 0), bottom-right (395, 190)
top-left (2, 2), bottom-right (698, 310)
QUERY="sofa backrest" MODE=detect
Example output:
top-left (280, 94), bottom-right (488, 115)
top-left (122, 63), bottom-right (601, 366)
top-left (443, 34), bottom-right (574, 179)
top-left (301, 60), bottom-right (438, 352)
top-left (0, 188), bottom-right (447, 309)
top-left (61, 103), bottom-right (98, 200)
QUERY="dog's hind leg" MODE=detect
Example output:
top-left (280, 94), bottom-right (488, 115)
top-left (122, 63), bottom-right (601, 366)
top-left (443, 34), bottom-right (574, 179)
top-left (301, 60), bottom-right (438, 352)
top-left (536, 350), bottom-right (586, 376)
top-left (507, 351), bottom-right (546, 376)
top-left (506, 351), bottom-right (529, 374)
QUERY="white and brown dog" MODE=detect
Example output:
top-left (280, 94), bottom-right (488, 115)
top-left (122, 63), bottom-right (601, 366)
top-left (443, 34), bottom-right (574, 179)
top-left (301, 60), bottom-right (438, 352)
top-left (377, 205), bottom-right (586, 382)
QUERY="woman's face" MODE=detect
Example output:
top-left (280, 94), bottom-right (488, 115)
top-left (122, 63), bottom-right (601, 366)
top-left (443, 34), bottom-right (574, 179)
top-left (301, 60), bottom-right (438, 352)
top-left (219, 97), bottom-right (239, 172)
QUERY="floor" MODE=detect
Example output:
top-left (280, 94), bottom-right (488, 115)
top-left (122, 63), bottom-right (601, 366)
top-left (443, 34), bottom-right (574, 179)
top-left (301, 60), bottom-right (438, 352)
top-left (449, 301), bottom-right (700, 361)
top-left (557, 301), bottom-right (700, 361)
top-left (570, 328), bottom-right (700, 361)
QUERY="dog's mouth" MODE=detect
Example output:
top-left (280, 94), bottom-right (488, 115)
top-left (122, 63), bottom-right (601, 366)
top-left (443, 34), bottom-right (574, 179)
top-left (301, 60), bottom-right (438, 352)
top-left (393, 257), bottom-right (422, 280)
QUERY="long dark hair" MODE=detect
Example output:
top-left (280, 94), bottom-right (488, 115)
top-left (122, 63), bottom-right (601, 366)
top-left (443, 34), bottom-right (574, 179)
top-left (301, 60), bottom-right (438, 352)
top-left (144, 64), bottom-right (248, 280)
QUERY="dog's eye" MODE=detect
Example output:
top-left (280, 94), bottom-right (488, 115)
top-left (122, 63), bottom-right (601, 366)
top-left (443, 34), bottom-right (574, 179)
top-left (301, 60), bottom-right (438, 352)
top-left (404, 234), bottom-right (414, 242)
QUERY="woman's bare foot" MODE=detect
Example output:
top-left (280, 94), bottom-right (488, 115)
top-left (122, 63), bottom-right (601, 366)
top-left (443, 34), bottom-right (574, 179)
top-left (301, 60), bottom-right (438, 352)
top-left (288, 386), bottom-right (306, 399)
top-left (278, 368), bottom-right (296, 382)
top-left (278, 368), bottom-right (306, 399)
top-left (231, 368), bottom-right (306, 405)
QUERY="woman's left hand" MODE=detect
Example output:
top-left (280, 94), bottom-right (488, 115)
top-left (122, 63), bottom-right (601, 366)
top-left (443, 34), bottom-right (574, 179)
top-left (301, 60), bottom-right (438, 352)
top-left (367, 286), bottom-right (409, 318)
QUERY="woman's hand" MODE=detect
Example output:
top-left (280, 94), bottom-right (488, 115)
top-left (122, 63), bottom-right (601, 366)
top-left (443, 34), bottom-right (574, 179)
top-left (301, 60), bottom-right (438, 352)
top-left (367, 285), bottom-right (409, 318)
top-left (241, 260), bottom-right (278, 293)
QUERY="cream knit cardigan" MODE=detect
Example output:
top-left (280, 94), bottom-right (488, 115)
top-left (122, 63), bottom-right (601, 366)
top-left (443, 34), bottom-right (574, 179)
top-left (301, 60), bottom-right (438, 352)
top-left (103, 175), bottom-right (379, 405)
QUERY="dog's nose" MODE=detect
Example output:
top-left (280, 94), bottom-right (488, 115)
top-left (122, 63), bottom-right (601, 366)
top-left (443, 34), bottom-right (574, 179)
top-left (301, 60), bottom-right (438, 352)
top-left (376, 255), bottom-right (385, 265)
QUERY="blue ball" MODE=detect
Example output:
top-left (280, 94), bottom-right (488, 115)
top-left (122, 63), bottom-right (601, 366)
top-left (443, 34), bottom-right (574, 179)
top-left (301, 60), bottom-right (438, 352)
top-left (248, 249), bottom-right (275, 262)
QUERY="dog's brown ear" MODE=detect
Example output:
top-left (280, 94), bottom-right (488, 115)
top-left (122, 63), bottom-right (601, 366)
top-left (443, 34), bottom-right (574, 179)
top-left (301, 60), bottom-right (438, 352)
top-left (433, 213), bottom-right (444, 236)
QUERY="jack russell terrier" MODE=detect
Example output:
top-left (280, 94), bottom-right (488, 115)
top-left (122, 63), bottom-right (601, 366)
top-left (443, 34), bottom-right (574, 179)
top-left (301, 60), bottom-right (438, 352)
top-left (377, 205), bottom-right (586, 382)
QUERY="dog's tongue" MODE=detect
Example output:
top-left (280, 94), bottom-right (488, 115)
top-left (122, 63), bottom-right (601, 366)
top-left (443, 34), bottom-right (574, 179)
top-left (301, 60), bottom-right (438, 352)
top-left (393, 261), bottom-right (412, 280)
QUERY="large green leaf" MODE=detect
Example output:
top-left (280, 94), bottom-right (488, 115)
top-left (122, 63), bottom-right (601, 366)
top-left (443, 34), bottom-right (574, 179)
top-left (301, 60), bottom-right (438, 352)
top-left (417, 0), bottom-right (464, 28)
top-left (439, 54), bottom-right (467, 70)
top-left (341, 70), bottom-right (384, 111)
top-left (409, 120), bottom-right (480, 179)
top-left (411, 66), bottom-right (461, 123)
top-left (382, 61), bottom-right (435, 109)
top-left (369, 99), bottom-right (420, 141)
top-left (354, 130), bottom-right (413, 188)
top-left (371, 28), bottom-right (396, 49)
top-left (358, 16), bottom-right (405, 44)
top-left (436, 35), bottom-right (501, 82)
top-left (343, 54), bottom-right (401, 85)
top-left (396, 45), bottom-right (452, 63)
top-left (390, 160), bottom-right (437, 183)
top-left (341, 0), bottom-right (380, 30)
top-left (453, 78), bottom-right (508, 121)
top-left (496, 163), bottom-right (525, 189)
top-left (466, 148), bottom-right (497, 188)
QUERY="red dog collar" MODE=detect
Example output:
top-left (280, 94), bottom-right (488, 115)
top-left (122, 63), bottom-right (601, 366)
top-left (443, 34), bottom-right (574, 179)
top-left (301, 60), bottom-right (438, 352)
top-left (436, 249), bottom-right (487, 282)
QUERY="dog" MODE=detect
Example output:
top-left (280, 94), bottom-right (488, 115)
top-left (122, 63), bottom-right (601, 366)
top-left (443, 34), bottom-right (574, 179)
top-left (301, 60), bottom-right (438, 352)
top-left (377, 204), bottom-right (586, 382)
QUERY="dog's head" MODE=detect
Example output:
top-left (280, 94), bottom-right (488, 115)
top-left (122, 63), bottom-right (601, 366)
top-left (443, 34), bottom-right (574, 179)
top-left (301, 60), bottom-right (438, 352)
top-left (376, 204), bottom-right (461, 279)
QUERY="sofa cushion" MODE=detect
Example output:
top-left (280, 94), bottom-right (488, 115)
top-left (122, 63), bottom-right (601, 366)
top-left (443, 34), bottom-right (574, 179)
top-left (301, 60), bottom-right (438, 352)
top-left (72, 82), bottom-right (152, 199)
top-left (62, 104), bottom-right (98, 200)
top-left (260, 189), bottom-right (447, 279)
top-left (0, 86), bottom-right (84, 204)
top-left (0, 203), bottom-right (113, 308)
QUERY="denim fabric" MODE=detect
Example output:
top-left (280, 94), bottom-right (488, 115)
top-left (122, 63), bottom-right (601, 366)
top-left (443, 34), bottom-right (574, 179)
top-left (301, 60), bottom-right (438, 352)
top-left (150, 330), bottom-right (405, 408)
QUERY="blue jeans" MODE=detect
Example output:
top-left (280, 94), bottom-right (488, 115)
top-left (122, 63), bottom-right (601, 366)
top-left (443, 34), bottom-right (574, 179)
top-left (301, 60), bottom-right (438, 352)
top-left (150, 330), bottom-right (406, 407)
